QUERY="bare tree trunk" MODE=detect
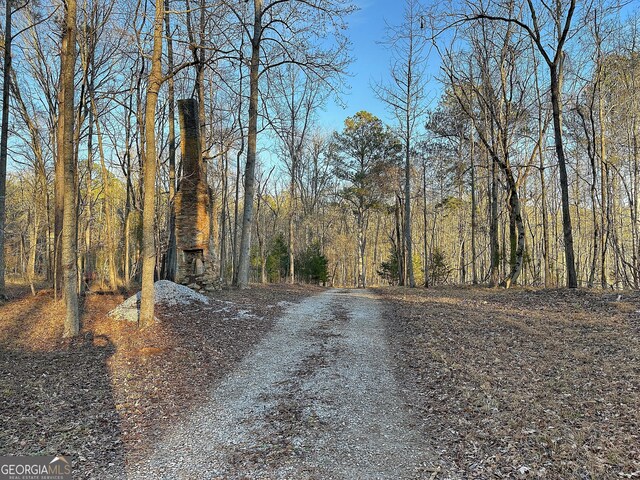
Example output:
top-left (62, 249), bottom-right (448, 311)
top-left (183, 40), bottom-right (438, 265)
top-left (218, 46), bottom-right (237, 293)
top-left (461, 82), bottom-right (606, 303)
top-left (230, 59), bottom-right (245, 284)
top-left (124, 201), bottom-right (131, 283)
top-left (54, 80), bottom-right (65, 299)
top-left (232, 149), bottom-right (241, 282)
top-left (236, 0), bottom-right (262, 289)
top-left (539, 145), bottom-right (551, 287)
top-left (599, 90), bottom-right (609, 288)
top-left (550, 62), bottom-right (577, 287)
top-left (219, 150), bottom-right (230, 282)
top-left (61, 0), bottom-right (79, 336)
top-left (470, 124), bottom-right (478, 284)
top-left (219, 151), bottom-right (228, 281)
top-left (395, 195), bottom-right (405, 285)
top-left (489, 149), bottom-right (499, 286)
top-left (139, 0), bottom-right (164, 327)
top-left (532, 51), bottom-right (552, 288)
top-left (404, 127), bottom-right (415, 287)
top-left (255, 186), bottom-right (267, 284)
top-left (27, 210), bottom-right (39, 294)
top-left (122, 91), bottom-right (134, 287)
top-left (165, 0), bottom-right (177, 281)
top-left (0, 0), bottom-right (12, 299)
top-left (84, 94), bottom-right (94, 294)
top-left (503, 173), bottom-right (525, 287)
top-left (422, 159), bottom-right (429, 286)
top-left (289, 168), bottom-right (295, 283)
top-left (357, 210), bottom-right (367, 288)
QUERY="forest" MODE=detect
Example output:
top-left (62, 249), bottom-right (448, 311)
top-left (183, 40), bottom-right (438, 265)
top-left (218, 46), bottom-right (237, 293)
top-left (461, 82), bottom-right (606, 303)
top-left (1, 1), bottom-right (640, 478)
top-left (0, 0), bottom-right (639, 327)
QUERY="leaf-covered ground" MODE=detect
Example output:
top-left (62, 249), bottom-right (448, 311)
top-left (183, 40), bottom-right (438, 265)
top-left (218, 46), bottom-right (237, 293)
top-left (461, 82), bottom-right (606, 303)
top-left (3, 283), bottom-right (639, 479)
top-left (0, 282), bottom-right (321, 479)
top-left (377, 286), bottom-right (640, 479)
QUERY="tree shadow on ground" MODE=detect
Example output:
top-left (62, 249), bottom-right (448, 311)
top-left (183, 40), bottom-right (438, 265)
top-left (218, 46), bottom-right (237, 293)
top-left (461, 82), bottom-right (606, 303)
top-left (0, 331), bottom-right (125, 479)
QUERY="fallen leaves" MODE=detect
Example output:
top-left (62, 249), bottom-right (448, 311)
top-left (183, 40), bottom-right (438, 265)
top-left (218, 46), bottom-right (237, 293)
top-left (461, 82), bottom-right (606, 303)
top-left (0, 282), bottom-right (321, 479)
top-left (377, 286), bottom-right (640, 480)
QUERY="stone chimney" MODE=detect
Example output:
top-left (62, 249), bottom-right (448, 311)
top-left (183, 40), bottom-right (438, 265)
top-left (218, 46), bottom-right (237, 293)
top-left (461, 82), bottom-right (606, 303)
top-left (174, 98), bottom-right (220, 291)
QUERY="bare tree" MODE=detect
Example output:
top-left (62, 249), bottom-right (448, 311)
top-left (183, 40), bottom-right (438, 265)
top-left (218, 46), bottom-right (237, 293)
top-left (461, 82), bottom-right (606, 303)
top-left (0, 0), bottom-right (37, 296)
top-left (163, 0), bottom-right (177, 281)
top-left (0, 0), bottom-right (14, 299)
top-left (138, 0), bottom-right (165, 327)
top-left (231, 0), bottom-right (354, 288)
top-left (268, 64), bottom-right (326, 284)
top-left (60, 0), bottom-right (79, 336)
top-left (464, 0), bottom-right (585, 286)
top-left (374, 0), bottom-right (429, 288)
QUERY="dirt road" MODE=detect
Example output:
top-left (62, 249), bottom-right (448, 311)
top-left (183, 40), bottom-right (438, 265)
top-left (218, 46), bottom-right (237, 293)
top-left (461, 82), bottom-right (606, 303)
top-left (128, 289), bottom-right (432, 479)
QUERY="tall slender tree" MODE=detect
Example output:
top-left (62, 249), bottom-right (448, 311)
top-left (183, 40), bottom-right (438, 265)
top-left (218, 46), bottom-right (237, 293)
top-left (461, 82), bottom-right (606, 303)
top-left (60, 0), bottom-right (79, 336)
top-left (374, 0), bottom-right (429, 288)
top-left (232, 0), bottom-right (353, 288)
top-left (139, 0), bottom-right (165, 327)
top-left (467, 0), bottom-right (582, 286)
top-left (0, 0), bottom-right (14, 300)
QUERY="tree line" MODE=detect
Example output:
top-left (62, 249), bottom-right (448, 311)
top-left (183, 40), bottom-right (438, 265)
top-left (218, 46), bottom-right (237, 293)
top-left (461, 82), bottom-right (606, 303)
top-left (0, 0), bottom-right (638, 336)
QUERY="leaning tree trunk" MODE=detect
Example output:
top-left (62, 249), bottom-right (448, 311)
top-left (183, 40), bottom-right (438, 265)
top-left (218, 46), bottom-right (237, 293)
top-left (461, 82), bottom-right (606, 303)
top-left (236, 0), bottom-right (262, 289)
top-left (139, 0), bottom-right (164, 327)
top-left (550, 65), bottom-right (578, 288)
top-left (61, 0), bottom-right (79, 337)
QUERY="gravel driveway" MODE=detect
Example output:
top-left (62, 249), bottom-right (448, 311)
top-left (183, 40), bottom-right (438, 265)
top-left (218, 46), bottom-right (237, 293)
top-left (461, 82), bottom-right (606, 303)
top-left (127, 289), bottom-right (433, 479)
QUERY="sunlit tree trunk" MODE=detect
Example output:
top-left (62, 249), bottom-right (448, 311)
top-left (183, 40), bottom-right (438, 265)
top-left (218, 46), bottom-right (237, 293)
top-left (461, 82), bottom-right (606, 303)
top-left (61, 0), bottom-right (79, 337)
top-left (422, 158), bottom-right (429, 286)
top-left (236, 0), bottom-right (262, 289)
top-left (0, 0), bottom-right (13, 299)
top-left (139, 0), bottom-right (164, 327)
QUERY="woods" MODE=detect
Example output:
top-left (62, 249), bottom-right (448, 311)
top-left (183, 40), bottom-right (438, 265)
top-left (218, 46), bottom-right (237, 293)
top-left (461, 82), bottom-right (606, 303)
top-left (1, 0), bottom-right (640, 327)
top-left (1, 2), bottom-right (639, 478)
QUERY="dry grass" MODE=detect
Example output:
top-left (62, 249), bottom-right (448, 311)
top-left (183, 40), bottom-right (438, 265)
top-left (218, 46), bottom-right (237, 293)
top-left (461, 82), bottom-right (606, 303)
top-left (0, 281), bottom-right (322, 479)
top-left (377, 286), bottom-right (640, 479)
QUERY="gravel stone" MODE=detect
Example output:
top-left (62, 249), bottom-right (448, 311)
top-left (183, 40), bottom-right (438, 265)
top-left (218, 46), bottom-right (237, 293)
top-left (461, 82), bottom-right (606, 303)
top-left (127, 289), bottom-right (434, 479)
top-left (108, 280), bottom-right (210, 322)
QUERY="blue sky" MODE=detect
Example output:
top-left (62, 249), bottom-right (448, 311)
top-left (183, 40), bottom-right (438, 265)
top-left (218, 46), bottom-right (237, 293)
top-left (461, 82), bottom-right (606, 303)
top-left (319, 0), bottom-right (640, 132)
top-left (319, 0), bottom-right (410, 130)
top-left (261, 0), bottom-right (442, 171)
top-left (261, 0), bottom-right (418, 170)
